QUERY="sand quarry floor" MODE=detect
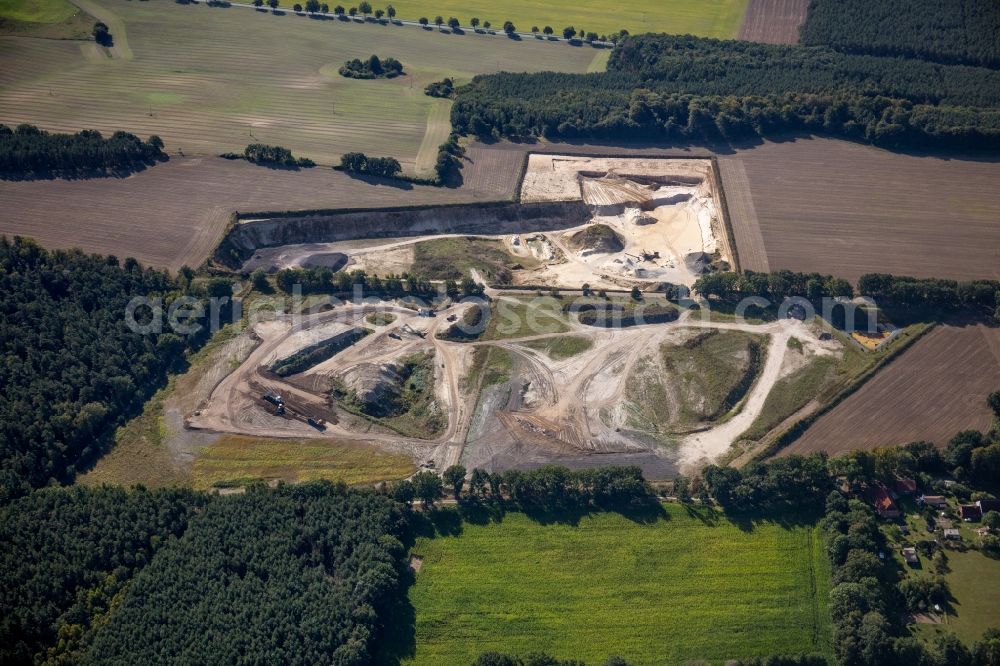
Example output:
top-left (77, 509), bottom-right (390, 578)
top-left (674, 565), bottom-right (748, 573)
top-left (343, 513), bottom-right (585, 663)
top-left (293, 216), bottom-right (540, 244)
top-left (184, 294), bottom-right (843, 479)
top-left (244, 156), bottom-right (730, 291)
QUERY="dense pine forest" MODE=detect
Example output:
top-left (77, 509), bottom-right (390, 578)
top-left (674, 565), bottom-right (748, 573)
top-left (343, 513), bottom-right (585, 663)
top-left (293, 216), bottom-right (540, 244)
top-left (0, 486), bottom-right (207, 664)
top-left (800, 0), bottom-right (1000, 69)
top-left (451, 35), bottom-right (1000, 149)
top-left (0, 483), bottom-right (404, 665)
top-left (83, 483), bottom-right (405, 665)
top-left (0, 124), bottom-right (166, 179)
top-left (0, 237), bottom-right (223, 501)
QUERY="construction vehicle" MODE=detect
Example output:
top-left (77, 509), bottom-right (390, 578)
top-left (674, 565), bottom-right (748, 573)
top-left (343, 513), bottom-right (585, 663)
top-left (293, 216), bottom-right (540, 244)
top-left (400, 323), bottom-right (426, 338)
top-left (307, 417), bottom-right (326, 431)
top-left (263, 392), bottom-right (284, 406)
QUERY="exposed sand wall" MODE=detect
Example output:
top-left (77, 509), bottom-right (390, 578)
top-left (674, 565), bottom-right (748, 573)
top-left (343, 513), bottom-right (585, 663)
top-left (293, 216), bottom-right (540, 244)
top-left (216, 201), bottom-right (591, 267)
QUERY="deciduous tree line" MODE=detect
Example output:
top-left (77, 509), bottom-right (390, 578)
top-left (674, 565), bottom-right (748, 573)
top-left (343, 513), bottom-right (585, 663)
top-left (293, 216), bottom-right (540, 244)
top-left (390, 464), bottom-right (653, 510)
top-left (271, 266), bottom-right (484, 298)
top-left (0, 124), bottom-right (165, 179)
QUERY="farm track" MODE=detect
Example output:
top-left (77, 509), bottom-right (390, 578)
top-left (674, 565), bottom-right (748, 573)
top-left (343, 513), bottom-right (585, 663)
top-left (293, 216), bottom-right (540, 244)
top-left (736, 0), bottom-right (808, 44)
top-left (781, 321), bottom-right (1000, 456)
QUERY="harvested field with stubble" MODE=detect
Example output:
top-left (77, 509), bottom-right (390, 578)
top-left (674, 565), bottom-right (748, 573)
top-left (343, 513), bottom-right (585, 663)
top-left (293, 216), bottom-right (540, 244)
top-left (0, 0), bottom-right (597, 169)
top-left (736, 0), bottom-right (808, 44)
top-left (0, 157), bottom-right (496, 271)
top-left (719, 138), bottom-right (1000, 283)
top-left (780, 321), bottom-right (1000, 457)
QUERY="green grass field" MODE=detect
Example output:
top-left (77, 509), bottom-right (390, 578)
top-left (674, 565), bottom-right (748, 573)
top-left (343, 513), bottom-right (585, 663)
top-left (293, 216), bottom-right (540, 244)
top-left (0, 0), bottom-right (76, 22)
top-left (0, 0), bottom-right (94, 38)
top-left (0, 0), bottom-right (597, 171)
top-left (380, 0), bottom-right (748, 40)
top-left (484, 296), bottom-right (571, 340)
top-left (519, 334), bottom-right (593, 360)
top-left (192, 435), bottom-right (416, 488)
top-left (401, 504), bottom-right (831, 665)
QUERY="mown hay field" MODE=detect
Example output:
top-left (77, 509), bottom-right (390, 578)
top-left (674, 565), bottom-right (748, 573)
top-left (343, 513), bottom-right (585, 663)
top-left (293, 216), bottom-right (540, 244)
top-left (0, 0), bottom-right (598, 170)
top-left (368, 0), bottom-right (748, 40)
top-left (402, 504), bottom-right (831, 665)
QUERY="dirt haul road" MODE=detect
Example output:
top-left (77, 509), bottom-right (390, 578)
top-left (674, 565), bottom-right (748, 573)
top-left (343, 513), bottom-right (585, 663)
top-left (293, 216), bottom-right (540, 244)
top-left (185, 294), bottom-right (841, 476)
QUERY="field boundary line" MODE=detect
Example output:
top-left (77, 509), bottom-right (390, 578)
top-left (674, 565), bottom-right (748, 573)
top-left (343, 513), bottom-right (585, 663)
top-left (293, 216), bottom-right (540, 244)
top-left (710, 155), bottom-right (741, 272)
top-left (751, 322), bottom-right (937, 461)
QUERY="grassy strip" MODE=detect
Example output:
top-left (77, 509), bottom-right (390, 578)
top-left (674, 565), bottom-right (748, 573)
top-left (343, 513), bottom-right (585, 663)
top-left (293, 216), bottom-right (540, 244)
top-left (519, 334), bottom-right (592, 360)
top-left (752, 323), bottom-right (935, 460)
top-left (191, 435), bottom-right (415, 489)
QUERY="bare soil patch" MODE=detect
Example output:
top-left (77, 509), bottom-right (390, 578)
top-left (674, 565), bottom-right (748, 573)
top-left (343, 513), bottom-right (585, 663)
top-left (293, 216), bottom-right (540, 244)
top-left (0, 157), bottom-right (489, 271)
top-left (720, 138), bottom-right (1000, 283)
top-left (781, 321), bottom-right (1000, 456)
top-left (737, 0), bottom-right (808, 44)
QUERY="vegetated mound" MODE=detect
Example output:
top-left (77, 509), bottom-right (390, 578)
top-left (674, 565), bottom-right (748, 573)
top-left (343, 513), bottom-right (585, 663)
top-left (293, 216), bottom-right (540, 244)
top-left (664, 330), bottom-right (764, 423)
top-left (565, 224), bottom-right (625, 254)
top-left (339, 54), bottom-right (403, 79)
top-left (438, 302), bottom-right (489, 341)
top-left (452, 33), bottom-right (1000, 150)
top-left (269, 327), bottom-right (369, 377)
top-left (520, 335), bottom-right (593, 360)
top-left (571, 299), bottom-right (678, 328)
top-left (0, 124), bottom-right (166, 180)
top-left (800, 0), bottom-right (1000, 69)
top-left (412, 237), bottom-right (522, 285)
top-left (333, 352), bottom-right (444, 437)
top-left (621, 329), bottom-right (765, 437)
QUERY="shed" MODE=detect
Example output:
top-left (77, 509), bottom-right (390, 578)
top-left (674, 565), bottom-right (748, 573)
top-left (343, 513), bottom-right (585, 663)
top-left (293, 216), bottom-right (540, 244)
top-left (944, 528), bottom-right (962, 540)
top-left (902, 547), bottom-right (919, 565)
top-left (921, 495), bottom-right (947, 508)
top-left (960, 504), bottom-right (983, 522)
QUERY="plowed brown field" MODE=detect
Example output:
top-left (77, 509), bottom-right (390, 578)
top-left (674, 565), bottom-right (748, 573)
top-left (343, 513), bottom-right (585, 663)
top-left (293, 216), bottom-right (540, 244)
top-left (737, 0), bottom-right (808, 44)
top-left (718, 139), bottom-right (1000, 283)
top-left (0, 157), bottom-right (500, 271)
top-left (780, 321), bottom-right (1000, 456)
